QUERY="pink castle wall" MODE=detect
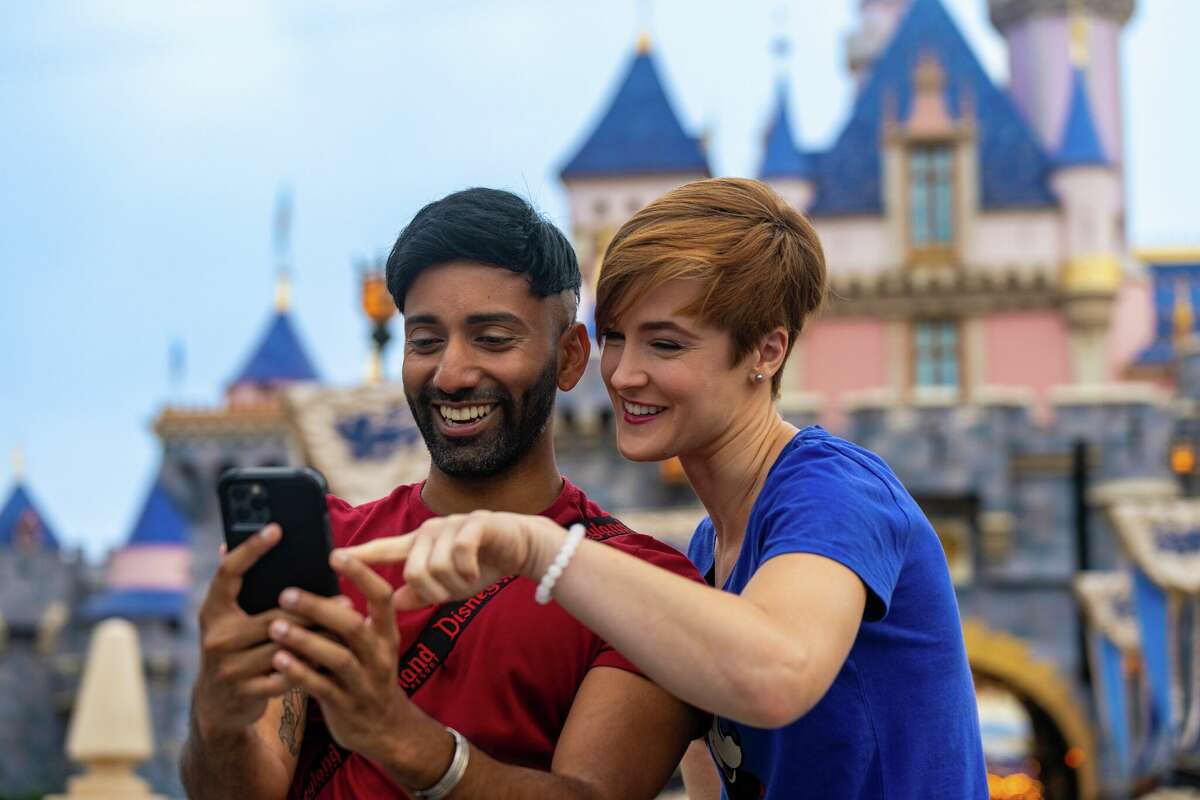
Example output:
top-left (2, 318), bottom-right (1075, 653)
top-left (796, 318), bottom-right (890, 429)
top-left (982, 311), bottom-right (1071, 419)
top-left (1108, 277), bottom-right (1156, 379)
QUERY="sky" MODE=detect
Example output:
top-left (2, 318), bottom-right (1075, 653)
top-left (2, 0), bottom-right (1198, 559)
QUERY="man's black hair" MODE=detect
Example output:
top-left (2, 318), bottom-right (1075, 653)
top-left (386, 187), bottom-right (581, 312)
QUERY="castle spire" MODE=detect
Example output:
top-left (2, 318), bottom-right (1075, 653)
top-left (273, 186), bottom-right (293, 313)
top-left (10, 446), bottom-right (23, 482)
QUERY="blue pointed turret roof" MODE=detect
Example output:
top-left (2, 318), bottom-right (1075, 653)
top-left (126, 480), bottom-right (190, 547)
top-left (760, 82), bottom-right (813, 180)
top-left (560, 44), bottom-right (709, 179)
top-left (0, 482), bottom-right (60, 550)
top-left (809, 0), bottom-right (1055, 215)
top-left (231, 310), bottom-right (320, 386)
top-left (1056, 67), bottom-right (1109, 167)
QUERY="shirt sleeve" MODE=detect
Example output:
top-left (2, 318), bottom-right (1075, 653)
top-left (755, 442), bottom-right (911, 621)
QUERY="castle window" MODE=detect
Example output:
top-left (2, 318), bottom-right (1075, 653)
top-left (909, 144), bottom-right (954, 248)
top-left (914, 319), bottom-right (959, 388)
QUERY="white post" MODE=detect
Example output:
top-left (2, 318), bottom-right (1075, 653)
top-left (48, 618), bottom-right (163, 799)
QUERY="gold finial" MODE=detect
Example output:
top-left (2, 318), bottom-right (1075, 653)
top-left (11, 445), bottom-right (24, 481)
top-left (1068, 0), bottom-right (1089, 67)
top-left (274, 271), bottom-right (291, 313)
top-left (1174, 279), bottom-right (1195, 346)
top-left (636, 31), bottom-right (651, 54)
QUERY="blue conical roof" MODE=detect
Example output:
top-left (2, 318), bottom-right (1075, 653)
top-left (760, 82), bottom-right (813, 180)
top-left (561, 47), bottom-right (709, 179)
top-left (808, 0), bottom-right (1055, 215)
top-left (230, 311), bottom-right (320, 386)
top-left (0, 482), bottom-right (60, 550)
top-left (1055, 68), bottom-right (1109, 167)
top-left (126, 480), bottom-right (190, 546)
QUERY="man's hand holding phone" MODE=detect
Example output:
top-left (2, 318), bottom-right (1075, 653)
top-left (192, 523), bottom-right (298, 741)
top-left (267, 553), bottom-right (459, 793)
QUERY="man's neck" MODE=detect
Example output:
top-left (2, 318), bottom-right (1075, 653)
top-left (419, 435), bottom-right (565, 516)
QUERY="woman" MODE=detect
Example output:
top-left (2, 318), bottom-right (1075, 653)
top-left (343, 178), bottom-right (988, 798)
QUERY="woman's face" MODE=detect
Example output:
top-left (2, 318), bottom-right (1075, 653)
top-left (599, 279), bottom-right (754, 462)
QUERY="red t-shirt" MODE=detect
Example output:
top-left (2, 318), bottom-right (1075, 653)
top-left (287, 478), bottom-right (701, 800)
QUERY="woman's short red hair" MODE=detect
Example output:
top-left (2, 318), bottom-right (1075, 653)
top-left (595, 177), bottom-right (826, 396)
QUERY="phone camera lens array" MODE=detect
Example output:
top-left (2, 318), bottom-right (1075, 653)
top-left (229, 482), bottom-right (271, 527)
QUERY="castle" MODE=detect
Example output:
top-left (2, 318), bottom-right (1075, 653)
top-left (3, 0), bottom-right (1198, 797)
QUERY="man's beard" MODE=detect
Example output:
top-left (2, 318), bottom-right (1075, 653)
top-left (407, 357), bottom-right (559, 479)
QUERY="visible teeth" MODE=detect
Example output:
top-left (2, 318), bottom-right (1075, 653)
top-left (623, 401), bottom-right (665, 416)
top-left (438, 404), bottom-right (495, 423)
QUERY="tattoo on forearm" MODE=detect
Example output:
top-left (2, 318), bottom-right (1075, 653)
top-left (279, 688), bottom-right (305, 756)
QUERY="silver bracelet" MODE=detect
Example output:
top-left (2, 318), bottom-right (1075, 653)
top-left (411, 726), bottom-right (470, 800)
top-left (534, 523), bottom-right (586, 605)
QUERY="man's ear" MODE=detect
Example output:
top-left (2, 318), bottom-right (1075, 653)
top-left (556, 322), bottom-right (591, 391)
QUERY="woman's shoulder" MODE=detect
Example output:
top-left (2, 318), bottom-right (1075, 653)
top-left (770, 428), bottom-right (899, 491)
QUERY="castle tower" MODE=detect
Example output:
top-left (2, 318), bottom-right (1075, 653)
top-left (559, 33), bottom-right (710, 286)
top-left (760, 33), bottom-right (815, 213)
top-left (988, 0), bottom-right (1136, 186)
top-left (845, 0), bottom-right (914, 89)
top-left (1049, 59), bottom-right (1121, 383)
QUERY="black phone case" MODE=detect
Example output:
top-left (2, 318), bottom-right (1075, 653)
top-left (217, 467), bottom-right (340, 614)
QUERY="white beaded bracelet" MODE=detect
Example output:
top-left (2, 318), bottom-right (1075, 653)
top-left (534, 523), bottom-right (586, 605)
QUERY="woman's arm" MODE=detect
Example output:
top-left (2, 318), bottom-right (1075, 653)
top-left (342, 512), bottom-right (866, 728)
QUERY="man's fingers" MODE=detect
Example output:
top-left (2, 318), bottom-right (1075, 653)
top-left (216, 640), bottom-right (283, 681)
top-left (330, 554), bottom-right (396, 643)
top-left (336, 533), bottom-right (417, 565)
top-left (212, 524), bottom-right (282, 601)
top-left (241, 671), bottom-right (290, 700)
top-left (269, 619), bottom-right (364, 685)
top-left (203, 609), bottom-right (309, 654)
top-left (279, 588), bottom-right (369, 644)
top-left (274, 650), bottom-right (351, 708)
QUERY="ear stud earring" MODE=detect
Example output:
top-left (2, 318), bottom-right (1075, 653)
top-left (754, 372), bottom-right (765, 383)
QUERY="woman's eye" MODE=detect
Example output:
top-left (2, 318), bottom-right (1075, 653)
top-left (600, 331), bottom-right (625, 346)
top-left (651, 339), bottom-right (683, 352)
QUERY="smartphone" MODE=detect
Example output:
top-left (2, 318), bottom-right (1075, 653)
top-left (217, 466), bottom-right (340, 615)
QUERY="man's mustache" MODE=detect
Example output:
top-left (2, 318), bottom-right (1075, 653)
top-left (418, 387), bottom-right (508, 406)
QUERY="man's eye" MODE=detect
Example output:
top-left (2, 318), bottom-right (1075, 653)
top-left (478, 336), bottom-right (515, 347)
top-left (408, 337), bottom-right (441, 349)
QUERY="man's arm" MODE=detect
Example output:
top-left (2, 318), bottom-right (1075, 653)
top-left (410, 666), bottom-right (700, 799)
top-left (272, 554), bottom-right (700, 799)
top-left (179, 524), bottom-right (305, 800)
top-left (180, 694), bottom-right (302, 800)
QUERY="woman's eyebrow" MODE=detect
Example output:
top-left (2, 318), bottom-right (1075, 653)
top-left (638, 320), bottom-right (697, 337)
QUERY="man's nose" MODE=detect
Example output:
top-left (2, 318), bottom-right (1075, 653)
top-left (432, 337), bottom-right (481, 394)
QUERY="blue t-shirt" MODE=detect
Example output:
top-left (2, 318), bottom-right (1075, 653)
top-left (687, 427), bottom-right (988, 799)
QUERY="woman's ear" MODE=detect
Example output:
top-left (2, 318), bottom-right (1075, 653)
top-left (753, 327), bottom-right (790, 384)
top-left (557, 322), bottom-right (591, 391)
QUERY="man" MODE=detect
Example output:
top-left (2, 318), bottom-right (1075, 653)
top-left (180, 188), bottom-right (704, 799)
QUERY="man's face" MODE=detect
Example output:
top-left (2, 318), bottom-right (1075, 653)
top-left (402, 261), bottom-right (563, 479)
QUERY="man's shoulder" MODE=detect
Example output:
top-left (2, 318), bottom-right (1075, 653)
top-left (568, 489), bottom-right (702, 582)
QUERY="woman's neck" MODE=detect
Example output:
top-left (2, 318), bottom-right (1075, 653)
top-left (681, 400), bottom-right (798, 554)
